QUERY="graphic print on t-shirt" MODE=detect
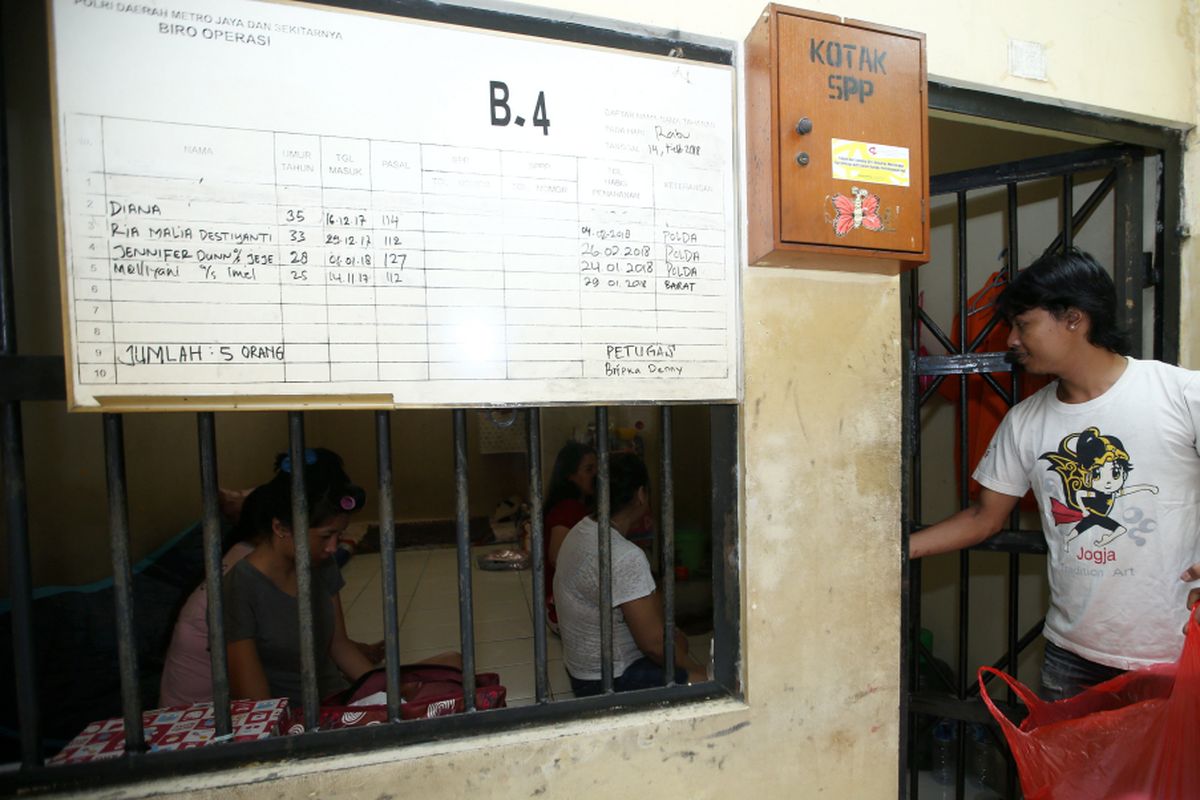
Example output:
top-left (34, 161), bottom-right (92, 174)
top-left (1040, 426), bottom-right (1159, 550)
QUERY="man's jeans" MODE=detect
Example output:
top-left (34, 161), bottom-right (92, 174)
top-left (1039, 640), bottom-right (1125, 701)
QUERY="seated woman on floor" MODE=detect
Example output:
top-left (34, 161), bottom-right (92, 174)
top-left (223, 448), bottom-right (377, 705)
top-left (553, 452), bottom-right (707, 696)
top-left (542, 441), bottom-right (597, 633)
top-left (157, 492), bottom-right (255, 707)
top-left (159, 480), bottom-right (383, 708)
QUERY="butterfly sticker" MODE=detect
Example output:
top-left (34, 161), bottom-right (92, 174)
top-left (828, 186), bottom-right (884, 237)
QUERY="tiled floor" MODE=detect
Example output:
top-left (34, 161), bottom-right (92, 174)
top-left (340, 543), bottom-right (711, 706)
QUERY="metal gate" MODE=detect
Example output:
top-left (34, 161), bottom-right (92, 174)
top-left (900, 85), bottom-right (1186, 800)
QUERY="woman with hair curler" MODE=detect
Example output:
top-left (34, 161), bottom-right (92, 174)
top-left (222, 447), bottom-right (377, 705)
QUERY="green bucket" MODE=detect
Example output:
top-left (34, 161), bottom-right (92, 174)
top-left (675, 528), bottom-right (707, 572)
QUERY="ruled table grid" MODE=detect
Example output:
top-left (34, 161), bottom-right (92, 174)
top-left (63, 114), bottom-right (730, 389)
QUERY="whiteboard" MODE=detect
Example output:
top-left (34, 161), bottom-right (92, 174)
top-left (50, 0), bottom-right (741, 410)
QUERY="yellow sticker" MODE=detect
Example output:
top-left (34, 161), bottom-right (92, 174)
top-left (831, 139), bottom-right (910, 187)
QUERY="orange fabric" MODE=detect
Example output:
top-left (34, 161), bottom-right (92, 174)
top-left (935, 272), bottom-right (1051, 510)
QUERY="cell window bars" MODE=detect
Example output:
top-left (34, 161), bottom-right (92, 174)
top-left (1, 404), bottom-right (740, 795)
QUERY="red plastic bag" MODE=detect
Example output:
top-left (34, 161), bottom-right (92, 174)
top-left (979, 612), bottom-right (1200, 799)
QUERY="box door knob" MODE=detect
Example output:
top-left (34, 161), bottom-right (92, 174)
top-left (795, 152), bottom-right (810, 166)
top-left (795, 117), bottom-right (813, 135)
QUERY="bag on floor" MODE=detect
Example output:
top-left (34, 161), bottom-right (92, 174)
top-left (978, 611), bottom-right (1200, 800)
top-left (283, 664), bottom-right (506, 732)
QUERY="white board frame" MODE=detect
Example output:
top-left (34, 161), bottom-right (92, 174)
top-left (49, 0), bottom-right (743, 411)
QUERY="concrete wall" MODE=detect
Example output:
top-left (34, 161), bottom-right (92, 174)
top-left (5, 0), bottom-right (1197, 797)
top-left (1180, 1), bottom-right (1200, 367)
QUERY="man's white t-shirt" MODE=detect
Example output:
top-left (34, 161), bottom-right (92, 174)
top-left (974, 358), bottom-right (1200, 669)
top-left (553, 516), bottom-right (656, 681)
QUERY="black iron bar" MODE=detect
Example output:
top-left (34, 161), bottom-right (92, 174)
top-left (902, 276), bottom-right (918, 800)
top-left (2, 402), bottom-right (39, 767)
top-left (917, 306), bottom-right (956, 355)
top-left (906, 526), bottom-right (1047, 555)
top-left (917, 352), bottom-right (1013, 376)
top-left (914, 639), bottom-right (957, 694)
top-left (0, 30), bottom-right (41, 767)
top-left (1160, 138), bottom-right (1184, 364)
top-left (103, 413), bottom-right (145, 755)
top-left (978, 372), bottom-right (1014, 407)
top-left (969, 620), bottom-right (1046, 698)
top-left (1113, 156), bottom-right (1144, 357)
top-left (527, 408), bottom-right (549, 703)
top-left (709, 405), bottom-right (739, 689)
top-left (956, 190), bottom-right (970, 799)
top-left (964, 309), bottom-right (1004, 355)
top-left (918, 375), bottom-right (949, 408)
top-left (908, 693), bottom-right (1013, 724)
top-left (1041, 170), bottom-right (1116, 257)
top-left (1152, 157), bottom-right (1167, 361)
top-left (376, 410), bottom-right (402, 721)
top-left (907, 261), bottom-right (923, 800)
top-left (931, 144), bottom-right (1132, 196)
top-left (928, 83), bottom-right (1180, 149)
top-left (1005, 554), bottom-right (1022, 797)
top-left (453, 410), bottom-right (477, 710)
top-left (197, 413), bottom-right (231, 736)
top-left (660, 406), bottom-right (676, 685)
top-left (287, 412), bottom-right (320, 730)
top-left (1006, 183), bottom-right (1023, 728)
top-left (595, 407), bottom-right (613, 693)
top-left (0, 49), bottom-right (14, 363)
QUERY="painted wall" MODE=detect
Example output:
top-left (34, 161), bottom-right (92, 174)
top-left (1180, 2), bottom-right (1200, 368)
top-left (3, 0), bottom-right (1197, 797)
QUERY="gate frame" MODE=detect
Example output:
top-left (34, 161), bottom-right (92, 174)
top-left (898, 80), bottom-right (1187, 800)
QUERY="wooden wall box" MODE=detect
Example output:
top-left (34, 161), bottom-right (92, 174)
top-left (745, 5), bottom-right (929, 272)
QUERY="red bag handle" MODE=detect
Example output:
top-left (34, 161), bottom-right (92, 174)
top-left (978, 665), bottom-right (1042, 738)
top-left (331, 663), bottom-right (466, 704)
top-left (400, 663), bottom-right (464, 683)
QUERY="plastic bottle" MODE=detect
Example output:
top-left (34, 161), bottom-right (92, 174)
top-left (931, 719), bottom-right (957, 786)
top-left (969, 723), bottom-right (1005, 796)
top-left (912, 630), bottom-right (958, 776)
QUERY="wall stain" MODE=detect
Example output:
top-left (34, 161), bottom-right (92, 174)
top-left (829, 728), bottom-right (856, 753)
top-left (705, 720), bottom-right (750, 739)
top-left (846, 685), bottom-right (880, 704)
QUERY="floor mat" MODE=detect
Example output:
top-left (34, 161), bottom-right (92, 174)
top-left (357, 517), bottom-right (496, 552)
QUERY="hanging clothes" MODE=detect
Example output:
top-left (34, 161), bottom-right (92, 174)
top-left (935, 270), bottom-right (1052, 510)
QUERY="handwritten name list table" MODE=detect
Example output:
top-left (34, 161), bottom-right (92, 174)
top-left (65, 115), bottom-right (731, 400)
